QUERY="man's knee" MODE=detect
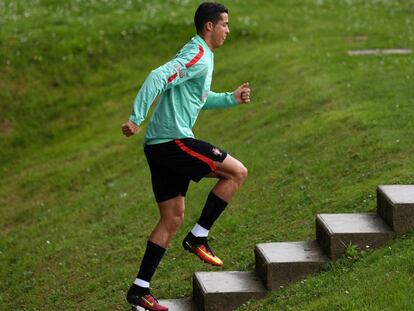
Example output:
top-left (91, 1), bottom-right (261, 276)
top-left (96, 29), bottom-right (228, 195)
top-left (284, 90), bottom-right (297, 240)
top-left (163, 213), bottom-right (184, 233)
top-left (233, 162), bottom-right (248, 185)
top-left (158, 197), bottom-right (185, 233)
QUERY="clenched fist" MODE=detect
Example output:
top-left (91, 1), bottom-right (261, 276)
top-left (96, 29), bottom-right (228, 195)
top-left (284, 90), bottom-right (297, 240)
top-left (234, 82), bottom-right (251, 104)
top-left (121, 120), bottom-right (140, 137)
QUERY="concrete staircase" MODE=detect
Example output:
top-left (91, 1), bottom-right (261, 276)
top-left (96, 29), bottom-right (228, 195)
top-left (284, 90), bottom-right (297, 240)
top-left (137, 185), bottom-right (414, 311)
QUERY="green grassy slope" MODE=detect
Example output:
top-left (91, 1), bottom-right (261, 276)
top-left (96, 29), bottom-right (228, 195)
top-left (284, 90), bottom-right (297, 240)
top-left (1, 0), bottom-right (414, 310)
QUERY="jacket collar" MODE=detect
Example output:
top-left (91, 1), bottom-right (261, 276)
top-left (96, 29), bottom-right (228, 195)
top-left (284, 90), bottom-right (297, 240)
top-left (194, 34), bottom-right (213, 53)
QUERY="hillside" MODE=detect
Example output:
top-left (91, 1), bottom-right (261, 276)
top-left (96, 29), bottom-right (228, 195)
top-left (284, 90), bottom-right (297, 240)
top-left (1, 0), bottom-right (414, 310)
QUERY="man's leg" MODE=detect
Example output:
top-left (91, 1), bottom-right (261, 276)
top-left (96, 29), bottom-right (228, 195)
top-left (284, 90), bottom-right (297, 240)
top-left (209, 154), bottom-right (248, 201)
top-left (184, 155), bottom-right (247, 266)
top-left (193, 154), bottom-right (247, 233)
top-left (127, 195), bottom-right (185, 310)
top-left (149, 195), bottom-right (185, 248)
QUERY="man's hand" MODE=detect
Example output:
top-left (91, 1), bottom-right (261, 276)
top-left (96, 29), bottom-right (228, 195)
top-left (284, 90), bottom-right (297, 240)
top-left (122, 120), bottom-right (140, 137)
top-left (234, 82), bottom-right (251, 104)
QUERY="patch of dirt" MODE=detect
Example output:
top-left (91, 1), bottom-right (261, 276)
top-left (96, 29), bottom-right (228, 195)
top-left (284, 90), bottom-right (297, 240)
top-left (0, 119), bottom-right (13, 135)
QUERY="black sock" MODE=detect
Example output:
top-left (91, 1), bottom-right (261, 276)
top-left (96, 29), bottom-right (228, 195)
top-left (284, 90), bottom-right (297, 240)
top-left (130, 241), bottom-right (165, 296)
top-left (197, 192), bottom-right (228, 230)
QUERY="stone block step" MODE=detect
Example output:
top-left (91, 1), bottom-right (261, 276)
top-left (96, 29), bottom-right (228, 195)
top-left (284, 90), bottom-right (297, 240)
top-left (193, 271), bottom-right (267, 311)
top-left (255, 240), bottom-right (329, 290)
top-left (159, 298), bottom-right (196, 311)
top-left (133, 298), bottom-right (196, 311)
top-left (377, 185), bottom-right (414, 234)
top-left (316, 213), bottom-right (395, 259)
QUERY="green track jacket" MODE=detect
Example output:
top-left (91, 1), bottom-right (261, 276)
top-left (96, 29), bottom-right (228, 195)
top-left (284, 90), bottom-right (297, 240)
top-left (129, 34), bottom-right (238, 145)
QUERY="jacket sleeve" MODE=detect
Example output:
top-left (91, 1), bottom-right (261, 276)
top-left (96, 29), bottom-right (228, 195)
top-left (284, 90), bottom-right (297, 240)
top-left (202, 91), bottom-right (238, 110)
top-left (129, 45), bottom-right (207, 125)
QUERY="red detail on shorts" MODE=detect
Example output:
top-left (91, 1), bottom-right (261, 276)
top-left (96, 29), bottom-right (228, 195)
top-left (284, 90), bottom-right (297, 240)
top-left (175, 139), bottom-right (216, 171)
top-left (168, 72), bottom-right (178, 83)
top-left (185, 45), bottom-right (204, 68)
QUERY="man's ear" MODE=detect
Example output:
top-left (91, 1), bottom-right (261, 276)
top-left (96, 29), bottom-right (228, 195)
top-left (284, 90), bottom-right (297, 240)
top-left (205, 21), bottom-right (214, 32)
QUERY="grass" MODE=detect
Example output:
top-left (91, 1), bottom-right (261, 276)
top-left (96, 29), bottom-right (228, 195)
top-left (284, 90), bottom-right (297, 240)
top-left (1, 0), bottom-right (414, 310)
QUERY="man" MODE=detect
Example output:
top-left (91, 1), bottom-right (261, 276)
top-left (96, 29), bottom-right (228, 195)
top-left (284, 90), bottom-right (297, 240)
top-left (122, 2), bottom-right (250, 310)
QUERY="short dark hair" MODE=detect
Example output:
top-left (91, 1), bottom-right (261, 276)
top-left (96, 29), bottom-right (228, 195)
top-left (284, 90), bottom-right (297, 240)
top-left (194, 2), bottom-right (228, 34)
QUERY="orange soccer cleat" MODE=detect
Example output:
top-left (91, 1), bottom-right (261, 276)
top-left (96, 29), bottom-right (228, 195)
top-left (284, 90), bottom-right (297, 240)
top-left (182, 232), bottom-right (224, 267)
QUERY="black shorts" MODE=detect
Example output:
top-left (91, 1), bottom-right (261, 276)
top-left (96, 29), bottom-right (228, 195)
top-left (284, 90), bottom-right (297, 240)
top-left (144, 138), bottom-right (227, 203)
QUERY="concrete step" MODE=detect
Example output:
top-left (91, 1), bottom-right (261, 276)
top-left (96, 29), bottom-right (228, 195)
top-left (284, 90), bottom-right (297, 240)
top-left (193, 271), bottom-right (267, 311)
top-left (377, 185), bottom-right (414, 234)
top-left (316, 213), bottom-right (395, 260)
top-left (255, 240), bottom-right (329, 290)
top-left (133, 298), bottom-right (196, 311)
top-left (160, 298), bottom-right (196, 311)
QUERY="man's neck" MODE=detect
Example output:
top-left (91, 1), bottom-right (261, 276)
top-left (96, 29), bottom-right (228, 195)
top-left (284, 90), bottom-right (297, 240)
top-left (198, 33), bottom-right (215, 52)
